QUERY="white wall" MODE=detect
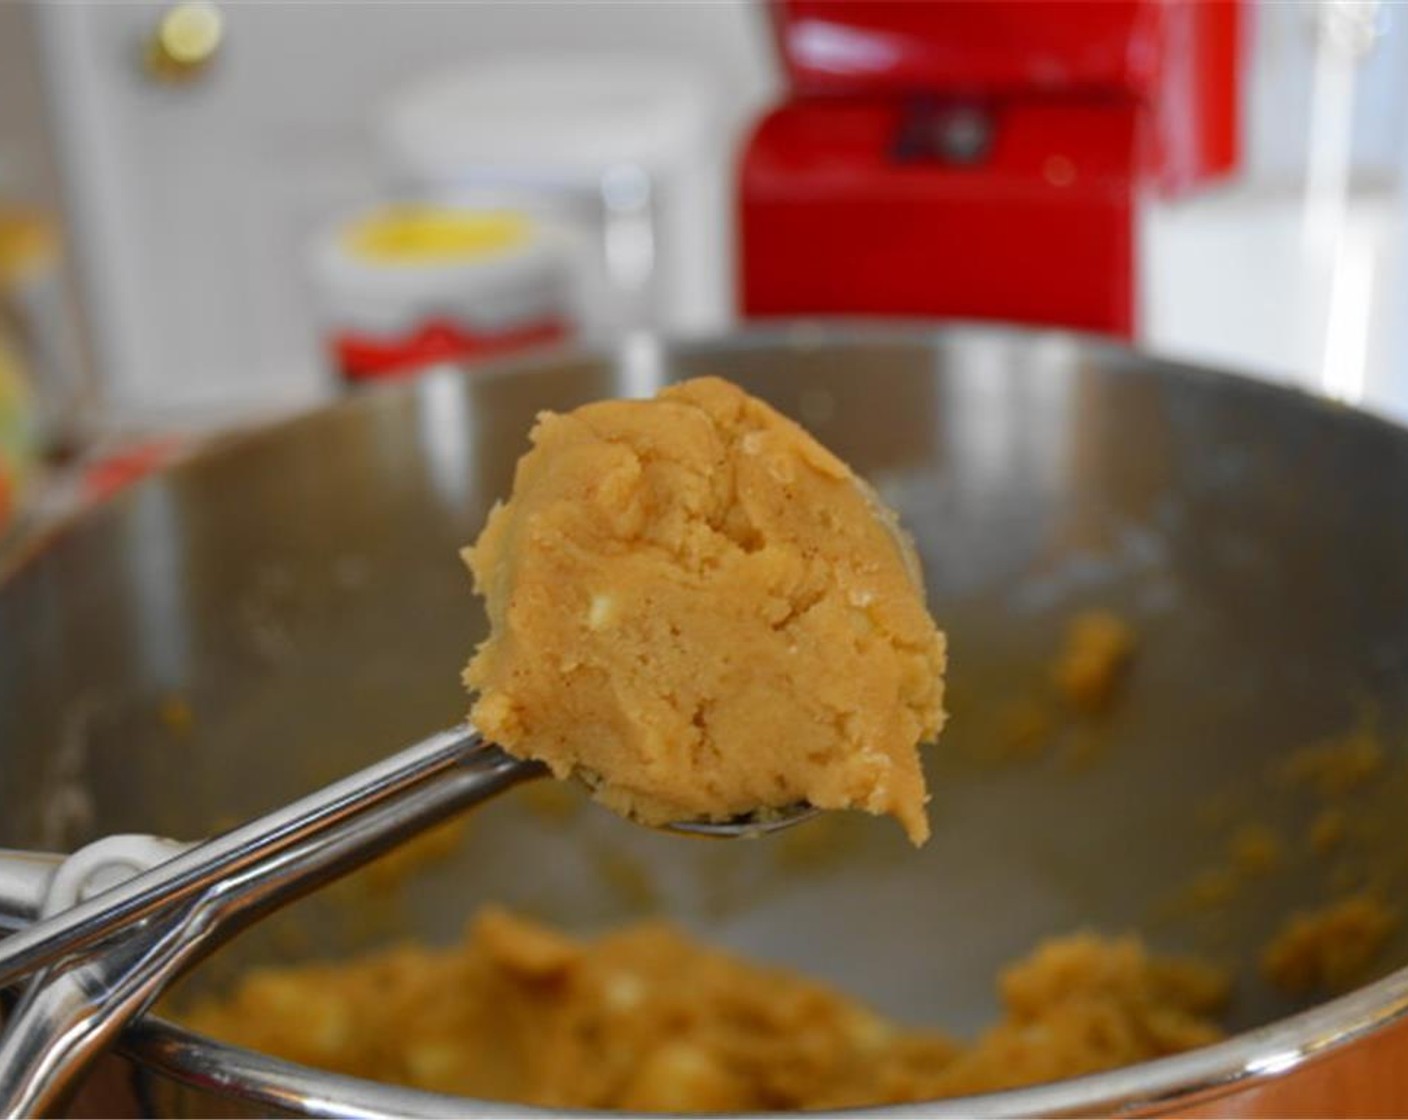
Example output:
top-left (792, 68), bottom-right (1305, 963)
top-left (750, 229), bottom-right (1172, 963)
top-left (1242, 1), bottom-right (1408, 185)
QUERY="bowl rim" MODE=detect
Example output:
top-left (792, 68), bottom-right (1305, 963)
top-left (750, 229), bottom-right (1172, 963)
top-left (31, 320), bottom-right (1408, 1117)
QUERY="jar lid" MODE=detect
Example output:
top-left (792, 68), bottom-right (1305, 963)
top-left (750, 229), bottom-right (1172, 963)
top-left (309, 204), bottom-right (573, 337)
top-left (341, 207), bottom-right (532, 268)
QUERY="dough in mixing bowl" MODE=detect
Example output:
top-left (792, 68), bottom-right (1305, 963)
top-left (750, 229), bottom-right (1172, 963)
top-left (462, 377), bottom-right (947, 844)
top-left (181, 908), bottom-right (1226, 1111)
top-left (1051, 610), bottom-right (1134, 713)
top-left (1260, 894), bottom-right (1397, 994)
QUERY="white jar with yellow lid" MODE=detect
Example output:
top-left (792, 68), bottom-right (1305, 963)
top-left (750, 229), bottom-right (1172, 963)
top-left (309, 204), bottom-right (575, 384)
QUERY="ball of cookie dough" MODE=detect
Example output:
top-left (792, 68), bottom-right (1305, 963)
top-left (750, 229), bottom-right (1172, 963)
top-left (463, 376), bottom-right (946, 844)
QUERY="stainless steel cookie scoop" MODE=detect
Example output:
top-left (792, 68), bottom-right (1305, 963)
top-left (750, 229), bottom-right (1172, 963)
top-left (0, 726), bottom-right (815, 1118)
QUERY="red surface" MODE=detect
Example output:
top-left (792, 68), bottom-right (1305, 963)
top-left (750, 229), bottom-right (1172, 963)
top-left (740, 99), bottom-right (1137, 335)
top-left (772, 1), bottom-right (1163, 98)
top-left (334, 319), bottom-right (570, 383)
top-left (1148, 0), bottom-right (1242, 193)
top-left (768, 0), bottom-right (1241, 190)
top-left (740, 0), bottom-right (1242, 335)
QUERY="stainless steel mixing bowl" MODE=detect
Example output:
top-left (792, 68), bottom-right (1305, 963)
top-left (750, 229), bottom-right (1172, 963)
top-left (4, 325), bottom-right (1408, 1117)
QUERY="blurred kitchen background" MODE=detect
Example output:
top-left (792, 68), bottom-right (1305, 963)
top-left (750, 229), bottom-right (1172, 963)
top-left (0, 0), bottom-right (1405, 541)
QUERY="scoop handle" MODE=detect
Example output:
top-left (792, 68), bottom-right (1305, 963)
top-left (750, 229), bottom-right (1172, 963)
top-left (0, 725), bottom-right (499, 990)
top-left (0, 729), bottom-right (543, 1118)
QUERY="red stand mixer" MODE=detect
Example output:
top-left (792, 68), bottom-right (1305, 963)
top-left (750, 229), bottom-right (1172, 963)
top-left (739, 0), bottom-right (1243, 337)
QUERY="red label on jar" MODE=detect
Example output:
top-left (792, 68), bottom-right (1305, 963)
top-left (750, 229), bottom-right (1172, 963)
top-left (334, 318), bottom-right (570, 383)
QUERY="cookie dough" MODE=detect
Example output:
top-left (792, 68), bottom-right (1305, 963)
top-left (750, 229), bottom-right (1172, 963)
top-left (181, 909), bottom-right (1226, 1111)
top-left (1261, 895), bottom-right (1397, 994)
top-left (1051, 610), bottom-right (1134, 712)
top-left (184, 912), bottom-right (1222, 1110)
top-left (463, 377), bottom-right (946, 843)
